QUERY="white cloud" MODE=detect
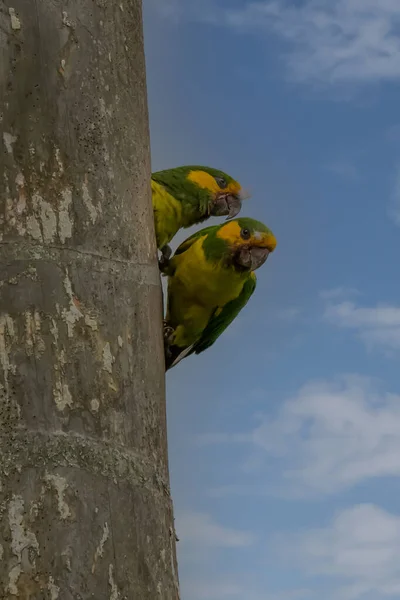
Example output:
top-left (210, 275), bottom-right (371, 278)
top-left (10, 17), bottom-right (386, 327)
top-left (324, 301), bottom-right (400, 327)
top-left (279, 504), bottom-right (400, 599)
top-left (202, 375), bottom-right (400, 496)
top-left (324, 300), bottom-right (400, 351)
top-left (180, 506), bottom-right (400, 600)
top-left (224, 0), bottom-right (400, 85)
top-left (153, 0), bottom-right (400, 86)
top-left (176, 511), bottom-right (254, 547)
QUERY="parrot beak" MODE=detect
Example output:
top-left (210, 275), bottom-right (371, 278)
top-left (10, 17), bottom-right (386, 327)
top-left (234, 231), bottom-right (276, 271)
top-left (235, 246), bottom-right (270, 270)
top-left (250, 247), bottom-right (270, 269)
top-left (226, 194), bottom-right (242, 219)
top-left (211, 193), bottom-right (242, 219)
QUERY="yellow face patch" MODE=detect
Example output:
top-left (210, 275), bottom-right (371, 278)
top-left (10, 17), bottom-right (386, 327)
top-left (187, 170), bottom-right (241, 197)
top-left (217, 221), bottom-right (277, 251)
top-left (216, 220), bottom-right (243, 245)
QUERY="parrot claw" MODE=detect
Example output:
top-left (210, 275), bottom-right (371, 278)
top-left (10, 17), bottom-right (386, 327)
top-left (163, 321), bottom-right (175, 367)
top-left (163, 321), bottom-right (175, 370)
top-left (163, 320), bottom-right (175, 344)
top-left (158, 245), bottom-right (172, 273)
top-left (158, 255), bottom-right (170, 272)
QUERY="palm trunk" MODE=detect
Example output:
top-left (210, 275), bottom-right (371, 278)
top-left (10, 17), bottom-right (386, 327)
top-left (0, 0), bottom-right (179, 597)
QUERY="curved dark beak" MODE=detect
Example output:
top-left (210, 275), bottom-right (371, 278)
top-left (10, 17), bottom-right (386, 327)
top-left (236, 246), bottom-right (270, 271)
top-left (211, 194), bottom-right (242, 219)
top-left (226, 194), bottom-right (242, 219)
top-left (250, 247), bottom-right (270, 269)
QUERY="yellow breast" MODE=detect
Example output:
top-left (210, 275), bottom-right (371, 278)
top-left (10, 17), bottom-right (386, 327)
top-left (151, 180), bottom-right (183, 249)
top-left (175, 237), bottom-right (246, 303)
top-left (167, 237), bottom-right (247, 346)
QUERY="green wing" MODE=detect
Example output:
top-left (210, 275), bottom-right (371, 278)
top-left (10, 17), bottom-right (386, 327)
top-left (192, 274), bottom-right (257, 356)
top-left (163, 225), bottom-right (220, 278)
top-left (173, 224), bottom-right (219, 257)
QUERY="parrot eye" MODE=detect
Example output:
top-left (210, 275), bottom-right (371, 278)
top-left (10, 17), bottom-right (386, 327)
top-left (241, 228), bottom-right (251, 240)
top-left (215, 176), bottom-right (227, 189)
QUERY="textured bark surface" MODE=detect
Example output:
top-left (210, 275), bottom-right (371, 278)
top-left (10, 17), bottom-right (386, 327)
top-left (0, 1), bottom-right (179, 598)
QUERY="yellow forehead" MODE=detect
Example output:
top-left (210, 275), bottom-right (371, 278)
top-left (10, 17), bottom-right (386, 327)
top-left (216, 220), bottom-right (243, 243)
top-left (187, 170), bottom-right (241, 195)
top-left (217, 220), bottom-right (277, 251)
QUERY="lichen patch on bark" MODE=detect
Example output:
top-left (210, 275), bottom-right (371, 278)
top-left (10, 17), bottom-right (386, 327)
top-left (102, 342), bottom-right (114, 374)
top-left (48, 575), bottom-right (60, 599)
top-left (108, 564), bottom-right (120, 600)
top-left (62, 270), bottom-right (84, 337)
top-left (0, 315), bottom-right (16, 397)
top-left (7, 496), bottom-right (39, 596)
top-left (92, 522), bottom-right (110, 573)
top-left (8, 7), bottom-right (21, 30)
top-left (3, 133), bottom-right (17, 155)
top-left (44, 473), bottom-right (71, 520)
top-left (58, 188), bottom-right (73, 243)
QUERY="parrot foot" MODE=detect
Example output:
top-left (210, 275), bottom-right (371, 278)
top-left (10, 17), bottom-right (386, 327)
top-left (158, 245), bottom-right (172, 273)
top-left (158, 256), bottom-right (170, 272)
top-left (163, 320), bottom-right (175, 344)
top-left (163, 321), bottom-right (175, 365)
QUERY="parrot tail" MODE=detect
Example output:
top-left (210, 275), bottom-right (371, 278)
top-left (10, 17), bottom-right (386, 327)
top-left (164, 343), bottom-right (193, 371)
top-left (164, 345), bottom-right (180, 371)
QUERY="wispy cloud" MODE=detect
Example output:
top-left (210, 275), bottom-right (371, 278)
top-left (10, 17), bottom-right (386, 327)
top-left (201, 375), bottom-right (400, 497)
top-left (153, 0), bottom-right (400, 87)
top-left (224, 0), bottom-right (400, 86)
top-left (176, 511), bottom-right (255, 547)
top-left (278, 503), bottom-right (400, 599)
top-left (324, 300), bottom-right (400, 351)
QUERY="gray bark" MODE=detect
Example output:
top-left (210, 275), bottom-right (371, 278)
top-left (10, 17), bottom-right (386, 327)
top-left (0, 1), bottom-right (179, 598)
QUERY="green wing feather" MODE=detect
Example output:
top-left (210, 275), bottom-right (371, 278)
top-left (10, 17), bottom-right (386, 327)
top-left (192, 274), bottom-right (257, 355)
top-left (173, 224), bottom-right (219, 257)
top-left (163, 225), bottom-right (221, 278)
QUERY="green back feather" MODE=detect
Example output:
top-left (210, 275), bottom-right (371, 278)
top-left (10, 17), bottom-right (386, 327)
top-left (173, 224), bottom-right (219, 254)
top-left (173, 223), bottom-right (226, 259)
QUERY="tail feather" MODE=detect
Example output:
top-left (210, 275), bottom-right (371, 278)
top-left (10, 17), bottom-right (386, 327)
top-left (164, 345), bottom-right (181, 371)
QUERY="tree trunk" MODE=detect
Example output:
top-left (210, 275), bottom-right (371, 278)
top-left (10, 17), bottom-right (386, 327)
top-left (0, 1), bottom-right (179, 598)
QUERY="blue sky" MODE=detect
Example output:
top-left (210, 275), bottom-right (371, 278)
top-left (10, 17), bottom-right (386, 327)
top-left (144, 2), bottom-right (400, 599)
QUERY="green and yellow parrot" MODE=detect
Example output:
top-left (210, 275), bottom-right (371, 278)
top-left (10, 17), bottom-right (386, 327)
top-left (151, 165), bottom-right (244, 268)
top-left (163, 217), bottom-right (277, 370)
